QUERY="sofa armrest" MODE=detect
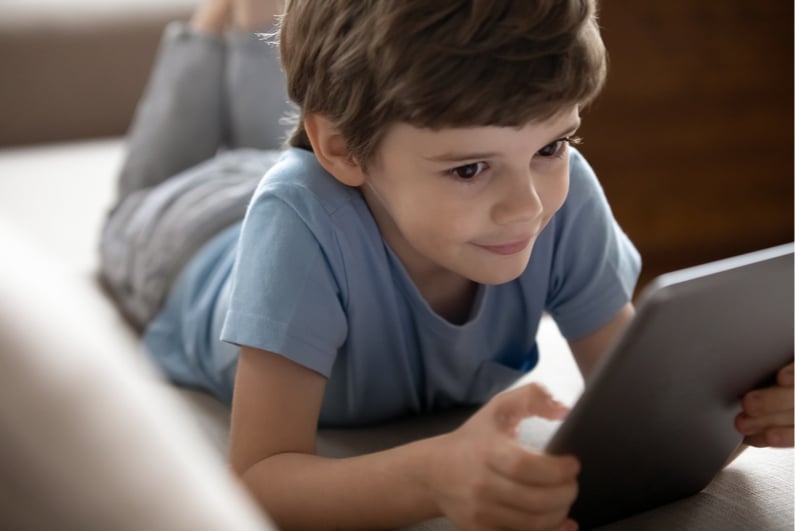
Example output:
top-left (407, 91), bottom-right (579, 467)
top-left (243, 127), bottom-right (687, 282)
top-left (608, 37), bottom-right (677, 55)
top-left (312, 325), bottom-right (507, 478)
top-left (0, 0), bottom-right (194, 146)
top-left (0, 218), bottom-right (276, 531)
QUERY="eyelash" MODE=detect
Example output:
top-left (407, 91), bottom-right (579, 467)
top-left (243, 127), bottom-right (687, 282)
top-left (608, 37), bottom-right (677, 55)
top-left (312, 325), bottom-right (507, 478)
top-left (539, 135), bottom-right (582, 159)
top-left (446, 135), bottom-right (582, 181)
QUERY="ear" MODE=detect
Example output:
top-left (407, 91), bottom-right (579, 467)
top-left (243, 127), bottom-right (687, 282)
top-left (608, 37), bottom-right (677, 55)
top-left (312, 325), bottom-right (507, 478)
top-left (303, 113), bottom-right (366, 187)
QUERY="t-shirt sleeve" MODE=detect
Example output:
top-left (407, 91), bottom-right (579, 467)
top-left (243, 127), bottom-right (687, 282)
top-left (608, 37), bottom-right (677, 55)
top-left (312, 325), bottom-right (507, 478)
top-left (219, 190), bottom-right (348, 377)
top-left (545, 149), bottom-right (641, 340)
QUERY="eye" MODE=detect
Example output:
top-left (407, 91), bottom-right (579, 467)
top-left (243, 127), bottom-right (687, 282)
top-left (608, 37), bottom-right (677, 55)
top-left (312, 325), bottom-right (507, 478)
top-left (449, 161), bottom-right (487, 180)
top-left (536, 136), bottom-right (581, 159)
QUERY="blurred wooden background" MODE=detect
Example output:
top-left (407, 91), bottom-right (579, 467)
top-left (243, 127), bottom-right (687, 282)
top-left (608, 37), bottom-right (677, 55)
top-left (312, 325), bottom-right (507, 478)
top-left (578, 1), bottom-right (794, 289)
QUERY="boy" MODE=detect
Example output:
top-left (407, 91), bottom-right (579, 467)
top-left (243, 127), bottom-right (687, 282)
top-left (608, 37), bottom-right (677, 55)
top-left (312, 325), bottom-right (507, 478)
top-left (101, 0), bottom-right (793, 529)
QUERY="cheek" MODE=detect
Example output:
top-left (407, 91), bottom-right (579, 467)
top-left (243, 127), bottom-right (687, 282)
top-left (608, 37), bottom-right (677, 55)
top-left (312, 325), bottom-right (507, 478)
top-left (540, 165), bottom-right (570, 216)
top-left (410, 196), bottom-right (466, 236)
top-left (400, 190), bottom-right (478, 246)
top-left (369, 166), bottom-right (482, 243)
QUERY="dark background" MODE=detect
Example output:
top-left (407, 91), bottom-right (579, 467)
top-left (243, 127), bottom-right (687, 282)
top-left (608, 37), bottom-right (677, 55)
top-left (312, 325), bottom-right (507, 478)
top-left (578, 1), bottom-right (794, 290)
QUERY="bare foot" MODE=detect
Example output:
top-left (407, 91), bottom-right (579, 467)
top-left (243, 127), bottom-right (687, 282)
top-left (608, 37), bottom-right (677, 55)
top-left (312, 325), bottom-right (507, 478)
top-left (232, 0), bottom-right (284, 31)
top-left (191, 0), bottom-right (233, 34)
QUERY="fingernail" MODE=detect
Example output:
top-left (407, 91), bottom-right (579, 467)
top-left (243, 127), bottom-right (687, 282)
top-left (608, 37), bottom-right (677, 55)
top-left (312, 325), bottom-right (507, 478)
top-left (563, 519), bottom-right (579, 531)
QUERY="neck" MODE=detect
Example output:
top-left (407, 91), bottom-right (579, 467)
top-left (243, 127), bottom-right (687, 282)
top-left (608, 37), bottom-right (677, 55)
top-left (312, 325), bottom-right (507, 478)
top-left (419, 274), bottom-right (479, 325)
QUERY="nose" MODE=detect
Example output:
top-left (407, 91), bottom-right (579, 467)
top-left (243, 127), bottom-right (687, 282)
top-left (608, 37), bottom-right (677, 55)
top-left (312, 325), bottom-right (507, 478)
top-left (491, 171), bottom-right (543, 226)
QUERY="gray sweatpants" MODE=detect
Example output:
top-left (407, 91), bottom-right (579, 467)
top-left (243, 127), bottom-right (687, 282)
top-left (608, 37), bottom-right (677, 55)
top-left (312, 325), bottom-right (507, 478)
top-left (100, 22), bottom-right (292, 330)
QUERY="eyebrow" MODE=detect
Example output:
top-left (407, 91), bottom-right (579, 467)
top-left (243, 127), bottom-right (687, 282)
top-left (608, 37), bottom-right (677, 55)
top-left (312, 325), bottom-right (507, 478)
top-left (424, 119), bottom-right (582, 163)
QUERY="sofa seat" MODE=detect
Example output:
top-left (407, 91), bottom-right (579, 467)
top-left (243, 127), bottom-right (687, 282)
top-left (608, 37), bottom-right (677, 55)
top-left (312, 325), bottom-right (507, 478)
top-left (0, 138), bottom-right (792, 530)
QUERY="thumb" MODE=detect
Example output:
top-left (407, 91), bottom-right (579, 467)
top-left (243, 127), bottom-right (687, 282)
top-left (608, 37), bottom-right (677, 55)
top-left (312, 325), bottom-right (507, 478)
top-left (492, 383), bottom-right (570, 432)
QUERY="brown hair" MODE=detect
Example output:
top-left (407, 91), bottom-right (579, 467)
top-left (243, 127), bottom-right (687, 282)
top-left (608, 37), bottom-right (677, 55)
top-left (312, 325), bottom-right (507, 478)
top-left (278, 0), bottom-right (606, 168)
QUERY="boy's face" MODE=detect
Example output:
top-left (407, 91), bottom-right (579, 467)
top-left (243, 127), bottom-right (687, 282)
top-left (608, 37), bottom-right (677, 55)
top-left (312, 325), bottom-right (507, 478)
top-left (360, 107), bottom-right (580, 290)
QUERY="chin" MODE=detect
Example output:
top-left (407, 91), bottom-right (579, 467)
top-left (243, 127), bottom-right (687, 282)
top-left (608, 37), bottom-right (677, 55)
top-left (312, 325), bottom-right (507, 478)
top-left (467, 261), bottom-right (528, 285)
top-left (461, 244), bottom-right (535, 285)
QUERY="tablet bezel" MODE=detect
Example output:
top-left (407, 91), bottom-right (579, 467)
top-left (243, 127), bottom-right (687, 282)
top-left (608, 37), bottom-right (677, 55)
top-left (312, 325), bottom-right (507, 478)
top-left (545, 243), bottom-right (794, 528)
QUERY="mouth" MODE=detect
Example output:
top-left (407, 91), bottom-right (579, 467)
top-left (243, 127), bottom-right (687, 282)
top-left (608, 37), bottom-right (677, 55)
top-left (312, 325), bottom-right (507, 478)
top-left (474, 236), bottom-right (533, 256)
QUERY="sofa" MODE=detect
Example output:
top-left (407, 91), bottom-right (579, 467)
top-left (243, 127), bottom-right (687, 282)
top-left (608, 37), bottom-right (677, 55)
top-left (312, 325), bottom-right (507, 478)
top-left (0, 2), bottom-right (792, 530)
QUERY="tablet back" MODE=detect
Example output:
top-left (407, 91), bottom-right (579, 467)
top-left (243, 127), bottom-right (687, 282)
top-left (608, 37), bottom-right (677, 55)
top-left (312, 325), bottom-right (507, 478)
top-left (546, 243), bottom-right (794, 529)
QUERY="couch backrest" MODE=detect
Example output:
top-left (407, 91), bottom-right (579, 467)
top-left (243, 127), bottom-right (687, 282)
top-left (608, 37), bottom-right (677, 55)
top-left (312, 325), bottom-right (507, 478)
top-left (0, 0), bottom-right (193, 147)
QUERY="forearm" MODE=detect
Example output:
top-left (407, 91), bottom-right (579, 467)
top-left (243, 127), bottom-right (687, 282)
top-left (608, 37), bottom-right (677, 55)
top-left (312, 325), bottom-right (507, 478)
top-left (241, 435), bottom-right (443, 530)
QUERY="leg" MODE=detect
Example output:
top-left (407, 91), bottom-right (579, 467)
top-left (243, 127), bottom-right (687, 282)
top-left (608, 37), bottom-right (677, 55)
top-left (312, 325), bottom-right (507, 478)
top-left (101, 1), bottom-right (289, 329)
top-left (101, 149), bottom-right (282, 331)
top-left (117, 2), bottom-right (231, 201)
top-left (225, 0), bottom-right (293, 150)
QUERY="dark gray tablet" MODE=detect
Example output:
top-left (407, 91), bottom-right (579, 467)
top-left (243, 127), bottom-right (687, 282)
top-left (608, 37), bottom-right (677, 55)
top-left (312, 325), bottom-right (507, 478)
top-left (545, 243), bottom-right (794, 529)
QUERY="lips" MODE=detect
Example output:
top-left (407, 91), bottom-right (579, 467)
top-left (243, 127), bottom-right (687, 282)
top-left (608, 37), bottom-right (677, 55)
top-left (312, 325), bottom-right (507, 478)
top-left (475, 236), bottom-right (533, 256)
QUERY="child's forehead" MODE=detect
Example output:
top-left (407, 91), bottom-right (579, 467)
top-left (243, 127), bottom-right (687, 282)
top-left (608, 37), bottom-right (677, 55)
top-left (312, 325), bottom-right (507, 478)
top-left (381, 107), bottom-right (581, 151)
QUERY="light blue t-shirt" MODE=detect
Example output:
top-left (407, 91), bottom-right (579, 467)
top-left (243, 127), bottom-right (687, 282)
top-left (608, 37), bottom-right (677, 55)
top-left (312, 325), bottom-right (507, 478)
top-left (144, 147), bottom-right (640, 426)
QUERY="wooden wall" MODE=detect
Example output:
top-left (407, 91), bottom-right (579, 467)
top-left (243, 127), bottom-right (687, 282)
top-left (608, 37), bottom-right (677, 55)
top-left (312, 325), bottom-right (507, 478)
top-left (577, 2), bottom-right (794, 290)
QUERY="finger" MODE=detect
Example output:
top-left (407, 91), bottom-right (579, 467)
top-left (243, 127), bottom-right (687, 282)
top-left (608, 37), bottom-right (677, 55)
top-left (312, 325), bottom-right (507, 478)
top-left (556, 520), bottom-right (580, 531)
top-left (505, 508), bottom-right (574, 531)
top-left (777, 363), bottom-right (795, 387)
top-left (745, 426), bottom-right (794, 448)
top-left (475, 464), bottom-right (578, 514)
top-left (490, 442), bottom-right (580, 487)
top-left (469, 502), bottom-right (572, 531)
top-left (742, 387), bottom-right (794, 417)
top-left (736, 410), bottom-right (793, 437)
top-left (493, 383), bottom-right (570, 432)
top-left (506, 480), bottom-right (578, 516)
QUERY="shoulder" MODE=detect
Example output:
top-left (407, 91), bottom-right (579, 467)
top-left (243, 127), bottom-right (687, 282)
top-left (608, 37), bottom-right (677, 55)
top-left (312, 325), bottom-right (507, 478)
top-left (548, 147), bottom-right (621, 242)
top-left (252, 147), bottom-right (361, 219)
top-left (564, 147), bottom-right (607, 209)
top-left (540, 147), bottom-right (641, 338)
top-left (240, 147), bottom-right (372, 263)
top-left (234, 148), bottom-right (387, 302)
top-left (551, 147), bottom-right (634, 249)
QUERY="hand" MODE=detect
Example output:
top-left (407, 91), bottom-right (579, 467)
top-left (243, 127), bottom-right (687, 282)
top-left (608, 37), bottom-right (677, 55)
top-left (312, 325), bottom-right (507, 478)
top-left (735, 362), bottom-right (794, 448)
top-left (427, 383), bottom-right (580, 531)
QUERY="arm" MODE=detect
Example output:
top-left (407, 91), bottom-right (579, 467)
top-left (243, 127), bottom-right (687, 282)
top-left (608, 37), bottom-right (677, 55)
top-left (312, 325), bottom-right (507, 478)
top-left (229, 346), bottom-right (580, 531)
top-left (229, 346), bottom-right (436, 529)
top-left (566, 302), bottom-right (635, 380)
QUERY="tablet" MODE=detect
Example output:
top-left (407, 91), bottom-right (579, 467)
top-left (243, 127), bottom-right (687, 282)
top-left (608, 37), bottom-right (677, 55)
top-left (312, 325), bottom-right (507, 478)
top-left (545, 243), bottom-right (794, 529)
